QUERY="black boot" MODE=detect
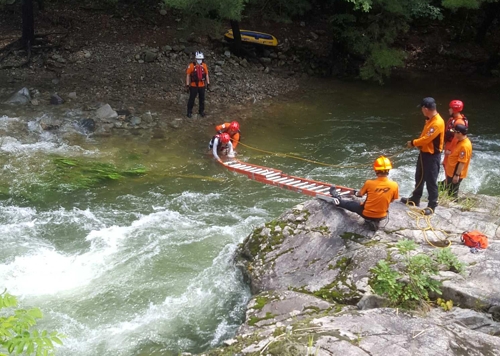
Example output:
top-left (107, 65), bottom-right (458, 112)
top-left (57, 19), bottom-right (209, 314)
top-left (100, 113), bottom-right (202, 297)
top-left (400, 197), bottom-right (420, 207)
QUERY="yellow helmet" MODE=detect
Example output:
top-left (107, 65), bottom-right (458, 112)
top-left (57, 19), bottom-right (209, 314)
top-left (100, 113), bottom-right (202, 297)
top-left (373, 156), bottom-right (392, 171)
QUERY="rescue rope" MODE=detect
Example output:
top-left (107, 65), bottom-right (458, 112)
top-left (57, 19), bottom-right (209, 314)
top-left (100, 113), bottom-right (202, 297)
top-left (237, 142), bottom-right (408, 169)
top-left (403, 201), bottom-right (451, 248)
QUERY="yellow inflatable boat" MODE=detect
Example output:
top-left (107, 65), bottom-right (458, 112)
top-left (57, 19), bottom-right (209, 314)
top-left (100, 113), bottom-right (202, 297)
top-left (224, 30), bottom-right (278, 47)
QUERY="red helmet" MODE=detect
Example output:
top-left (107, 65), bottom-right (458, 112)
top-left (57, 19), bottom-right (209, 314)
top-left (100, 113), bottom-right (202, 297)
top-left (449, 100), bottom-right (464, 113)
top-left (220, 133), bottom-right (231, 144)
top-left (373, 156), bottom-right (392, 171)
top-left (229, 121), bottom-right (240, 132)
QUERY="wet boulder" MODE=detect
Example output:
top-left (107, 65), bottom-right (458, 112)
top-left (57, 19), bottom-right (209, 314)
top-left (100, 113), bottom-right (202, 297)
top-left (4, 87), bottom-right (31, 105)
top-left (79, 118), bottom-right (96, 132)
top-left (95, 104), bottom-right (118, 120)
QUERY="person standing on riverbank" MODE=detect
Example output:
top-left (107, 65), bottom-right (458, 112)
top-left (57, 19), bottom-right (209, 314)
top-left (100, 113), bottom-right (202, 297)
top-left (443, 123), bottom-right (472, 198)
top-left (401, 97), bottom-right (445, 215)
top-left (443, 100), bottom-right (468, 171)
top-left (215, 121), bottom-right (241, 149)
top-left (329, 156), bottom-right (399, 231)
top-left (186, 51), bottom-right (210, 118)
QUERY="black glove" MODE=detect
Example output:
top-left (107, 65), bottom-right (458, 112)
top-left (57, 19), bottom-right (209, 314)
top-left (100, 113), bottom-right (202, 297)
top-left (186, 85), bottom-right (190, 93)
top-left (206, 84), bottom-right (210, 91)
top-left (352, 190), bottom-right (358, 196)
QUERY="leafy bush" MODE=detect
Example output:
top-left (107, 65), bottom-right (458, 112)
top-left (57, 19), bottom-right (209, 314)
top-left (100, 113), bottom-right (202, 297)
top-left (369, 239), bottom-right (463, 309)
top-left (0, 291), bottom-right (64, 355)
top-left (434, 248), bottom-right (466, 273)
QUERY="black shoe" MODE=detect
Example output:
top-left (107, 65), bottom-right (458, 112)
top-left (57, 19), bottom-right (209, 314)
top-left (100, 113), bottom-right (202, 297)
top-left (187, 113), bottom-right (192, 118)
top-left (366, 220), bottom-right (379, 231)
top-left (400, 197), bottom-right (420, 207)
top-left (199, 112), bottom-right (206, 117)
top-left (329, 185), bottom-right (340, 198)
top-left (422, 207), bottom-right (434, 216)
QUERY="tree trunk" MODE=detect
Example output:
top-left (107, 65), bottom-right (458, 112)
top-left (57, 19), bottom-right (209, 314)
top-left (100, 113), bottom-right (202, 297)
top-left (230, 20), bottom-right (243, 56)
top-left (22, 0), bottom-right (35, 49)
top-left (475, 2), bottom-right (500, 45)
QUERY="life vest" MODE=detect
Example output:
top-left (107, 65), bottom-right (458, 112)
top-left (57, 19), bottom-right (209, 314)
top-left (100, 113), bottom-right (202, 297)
top-left (209, 134), bottom-right (229, 150)
top-left (445, 115), bottom-right (468, 142)
top-left (190, 63), bottom-right (206, 85)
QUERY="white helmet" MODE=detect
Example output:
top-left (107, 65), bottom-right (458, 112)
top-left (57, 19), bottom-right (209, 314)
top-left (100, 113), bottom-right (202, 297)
top-left (195, 51), bottom-right (204, 60)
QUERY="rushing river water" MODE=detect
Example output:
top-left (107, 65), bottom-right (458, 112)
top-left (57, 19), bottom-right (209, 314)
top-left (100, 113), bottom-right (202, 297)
top-left (1, 75), bottom-right (500, 355)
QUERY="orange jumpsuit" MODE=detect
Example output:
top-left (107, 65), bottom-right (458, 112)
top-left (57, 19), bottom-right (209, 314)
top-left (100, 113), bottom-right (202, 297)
top-left (443, 114), bottom-right (466, 168)
top-left (215, 123), bottom-right (240, 149)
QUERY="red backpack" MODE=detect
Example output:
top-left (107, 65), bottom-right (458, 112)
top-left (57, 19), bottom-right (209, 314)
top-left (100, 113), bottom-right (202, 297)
top-left (461, 230), bottom-right (488, 249)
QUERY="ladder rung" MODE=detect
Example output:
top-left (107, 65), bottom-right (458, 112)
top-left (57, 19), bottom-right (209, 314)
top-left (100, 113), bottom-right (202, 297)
top-left (309, 185), bottom-right (327, 191)
top-left (340, 191), bottom-right (351, 196)
top-left (240, 166), bottom-right (256, 171)
top-left (231, 163), bottom-right (246, 169)
top-left (265, 173), bottom-right (281, 179)
top-left (252, 169), bottom-right (267, 174)
top-left (273, 177), bottom-right (289, 183)
top-left (245, 167), bottom-right (262, 173)
top-left (293, 182), bottom-right (310, 188)
top-left (301, 183), bottom-right (317, 190)
top-left (317, 187), bottom-right (331, 193)
top-left (288, 180), bottom-right (306, 186)
top-left (281, 178), bottom-right (300, 185)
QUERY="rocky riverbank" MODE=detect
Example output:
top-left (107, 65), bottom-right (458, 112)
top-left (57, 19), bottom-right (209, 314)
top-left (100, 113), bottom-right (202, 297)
top-left (0, 4), bottom-right (338, 136)
top-left (195, 194), bottom-right (500, 355)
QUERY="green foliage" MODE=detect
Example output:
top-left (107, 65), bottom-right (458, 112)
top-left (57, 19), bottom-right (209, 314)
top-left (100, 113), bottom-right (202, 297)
top-left (436, 297), bottom-right (454, 311)
top-left (163, 0), bottom-right (247, 20)
top-left (442, 0), bottom-right (482, 10)
top-left (248, 0), bottom-right (311, 22)
top-left (370, 239), bottom-right (456, 309)
top-left (330, 1), bottom-right (416, 83)
top-left (0, 291), bottom-right (64, 356)
top-left (434, 248), bottom-right (466, 273)
top-left (359, 46), bottom-right (406, 83)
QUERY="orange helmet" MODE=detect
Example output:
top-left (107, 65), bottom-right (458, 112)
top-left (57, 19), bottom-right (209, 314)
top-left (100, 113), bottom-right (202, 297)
top-left (449, 100), bottom-right (464, 113)
top-left (220, 133), bottom-right (231, 144)
top-left (229, 121), bottom-right (240, 133)
top-left (373, 156), bottom-right (392, 171)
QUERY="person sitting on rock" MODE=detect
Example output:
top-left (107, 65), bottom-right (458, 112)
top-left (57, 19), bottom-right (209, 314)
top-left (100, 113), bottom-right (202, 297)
top-left (329, 156), bottom-right (399, 231)
top-left (215, 121), bottom-right (241, 149)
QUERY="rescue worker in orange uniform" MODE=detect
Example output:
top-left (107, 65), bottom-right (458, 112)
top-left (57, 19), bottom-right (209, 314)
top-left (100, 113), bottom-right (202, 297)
top-left (186, 51), bottom-right (210, 118)
top-left (209, 133), bottom-right (234, 163)
top-left (443, 100), bottom-right (468, 170)
top-left (215, 121), bottom-right (241, 149)
top-left (401, 97), bottom-right (445, 215)
top-left (443, 123), bottom-right (472, 198)
top-left (329, 156), bottom-right (399, 231)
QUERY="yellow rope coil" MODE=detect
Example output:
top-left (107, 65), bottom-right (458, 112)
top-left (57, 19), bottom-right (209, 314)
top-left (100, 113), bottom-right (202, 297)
top-left (404, 202), bottom-right (451, 248)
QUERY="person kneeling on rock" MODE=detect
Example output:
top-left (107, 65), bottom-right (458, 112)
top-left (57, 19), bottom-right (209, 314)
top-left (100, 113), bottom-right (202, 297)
top-left (329, 156), bottom-right (399, 231)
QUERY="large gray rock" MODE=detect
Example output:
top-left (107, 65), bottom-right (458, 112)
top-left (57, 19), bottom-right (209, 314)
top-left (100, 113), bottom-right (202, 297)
top-left (236, 197), bottom-right (500, 311)
top-left (207, 195), bottom-right (500, 356)
top-left (95, 104), bottom-right (118, 120)
top-left (4, 87), bottom-right (31, 105)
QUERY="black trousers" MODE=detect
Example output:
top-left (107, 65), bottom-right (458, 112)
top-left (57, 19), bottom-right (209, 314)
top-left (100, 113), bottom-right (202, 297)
top-left (338, 199), bottom-right (383, 222)
top-left (443, 175), bottom-right (463, 198)
top-left (187, 86), bottom-right (205, 115)
top-left (410, 152), bottom-right (441, 209)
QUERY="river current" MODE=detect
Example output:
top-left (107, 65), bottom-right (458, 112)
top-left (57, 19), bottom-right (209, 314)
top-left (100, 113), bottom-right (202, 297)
top-left (1, 76), bottom-right (499, 355)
